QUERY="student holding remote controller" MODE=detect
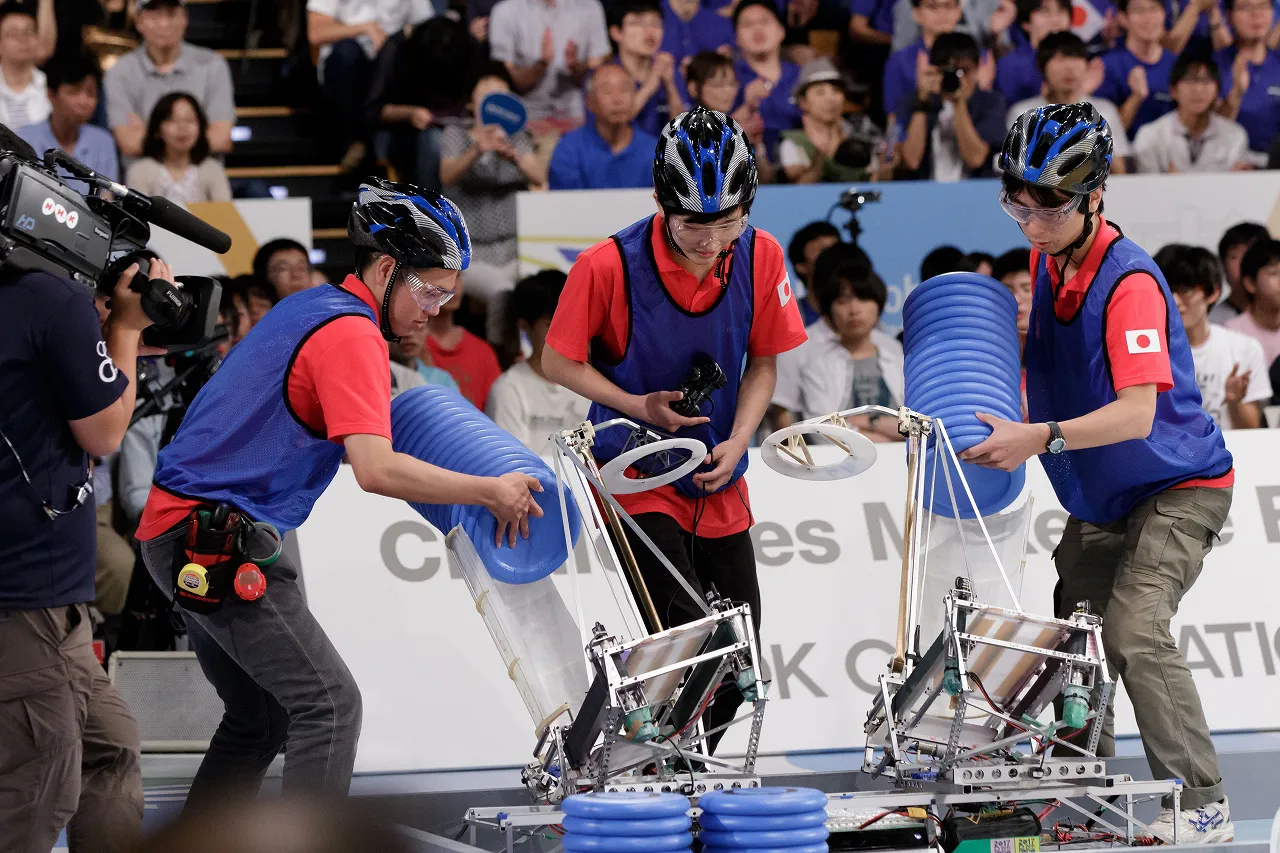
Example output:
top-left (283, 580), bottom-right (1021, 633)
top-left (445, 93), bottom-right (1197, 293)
top-left (542, 107), bottom-right (806, 751)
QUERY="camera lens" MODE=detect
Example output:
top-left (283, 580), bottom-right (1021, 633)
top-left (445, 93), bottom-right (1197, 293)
top-left (941, 68), bottom-right (961, 94)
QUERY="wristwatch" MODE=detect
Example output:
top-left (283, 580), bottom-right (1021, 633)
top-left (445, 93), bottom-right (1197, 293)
top-left (1045, 421), bottom-right (1066, 454)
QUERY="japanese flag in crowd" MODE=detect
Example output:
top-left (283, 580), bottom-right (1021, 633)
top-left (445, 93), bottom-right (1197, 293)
top-left (1071, 0), bottom-right (1106, 42)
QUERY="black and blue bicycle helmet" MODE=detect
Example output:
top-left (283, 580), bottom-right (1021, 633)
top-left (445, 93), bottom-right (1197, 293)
top-left (654, 107), bottom-right (758, 216)
top-left (999, 102), bottom-right (1113, 196)
top-left (348, 178), bottom-right (471, 342)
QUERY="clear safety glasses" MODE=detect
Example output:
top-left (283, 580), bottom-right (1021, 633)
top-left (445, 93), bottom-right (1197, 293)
top-left (669, 213), bottom-right (749, 247)
top-left (1000, 191), bottom-right (1080, 228)
top-left (403, 268), bottom-right (457, 313)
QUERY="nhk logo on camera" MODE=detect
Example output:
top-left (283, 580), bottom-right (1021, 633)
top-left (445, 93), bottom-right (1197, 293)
top-left (40, 196), bottom-right (79, 229)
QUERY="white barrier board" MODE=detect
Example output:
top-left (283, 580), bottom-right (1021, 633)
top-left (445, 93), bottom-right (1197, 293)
top-left (298, 431), bottom-right (1280, 774)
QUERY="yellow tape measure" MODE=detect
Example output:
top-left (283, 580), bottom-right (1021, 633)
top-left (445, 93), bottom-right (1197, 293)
top-left (178, 563), bottom-right (210, 596)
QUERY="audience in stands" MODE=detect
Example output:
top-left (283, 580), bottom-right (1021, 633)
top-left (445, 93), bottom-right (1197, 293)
top-left (781, 57), bottom-right (882, 182)
top-left (0, 2), bottom-right (54, 129)
top-left (685, 50), bottom-right (777, 183)
top-left (882, 0), bottom-right (962, 131)
top-left (17, 51), bottom-right (118, 191)
top-left (254, 238), bottom-right (316, 299)
top-left (425, 278), bottom-right (503, 409)
top-left (306, 0), bottom-right (435, 171)
top-left (661, 0), bottom-right (733, 70)
top-left (365, 17), bottom-right (478, 193)
top-left (1225, 238), bottom-right (1280, 367)
top-left (899, 33), bottom-right (1008, 181)
top-left (125, 91), bottom-right (232, 203)
top-left (548, 63), bottom-right (657, 189)
top-left (1157, 243), bottom-right (1272, 428)
top-left (1096, 0), bottom-right (1175, 137)
top-left (996, 0), bottom-right (1071, 105)
top-left (993, 247), bottom-right (1033, 346)
top-left (1212, 221), bottom-right (1270, 322)
top-left (442, 62), bottom-right (545, 344)
top-left (1134, 52), bottom-right (1249, 172)
top-left (1164, 0), bottom-right (1231, 54)
top-left (243, 277), bottom-right (279, 324)
top-left (488, 0), bottom-right (612, 131)
top-left (920, 244), bottom-right (966, 279)
top-left (609, 0), bottom-right (687, 137)
top-left (1214, 0), bottom-right (1280, 165)
top-left (395, 325), bottom-right (462, 389)
top-left (962, 250), bottom-right (995, 275)
top-left (105, 0), bottom-right (235, 158)
top-left (787, 220), bottom-right (844, 326)
top-left (486, 271), bottom-right (591, 450)
top-left (795, 248), bottom-right (904, 435)
top-left (1008, 32), bottom-right (1131, 171)
top-left (733, 0), bottom-right (801, 154)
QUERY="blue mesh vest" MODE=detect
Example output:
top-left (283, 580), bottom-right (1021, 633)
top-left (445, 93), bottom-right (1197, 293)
top-left (1025, 225), bottom-right (1233, 525)
top-left (588, 216), bottom-right (755, 498)
top-left (153, 283), bottom-right (379, 531)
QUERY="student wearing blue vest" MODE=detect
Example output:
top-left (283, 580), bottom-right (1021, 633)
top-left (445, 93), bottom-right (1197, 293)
top-left (543, 107), bottom-right (806, 749)
top-left (962, 104), bottom-right (1235, 844)
top-left (135, 180), bottom-right (544, 804)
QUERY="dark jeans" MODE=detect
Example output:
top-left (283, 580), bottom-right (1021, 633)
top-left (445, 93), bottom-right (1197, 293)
top-left (320, 38), bottom-right (372, 152)
top-left (1052, 486), bottom-right (1231, 809)
top-left (380, 126), bottom-right (443, 192)
top-left (140, 523), bottom-right (362, 804)
top-left (616, 511), bottom-right (761, 752)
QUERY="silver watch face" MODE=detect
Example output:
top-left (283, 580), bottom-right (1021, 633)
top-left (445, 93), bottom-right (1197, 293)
top-left (1048, 437), bottom-right (1066, 454)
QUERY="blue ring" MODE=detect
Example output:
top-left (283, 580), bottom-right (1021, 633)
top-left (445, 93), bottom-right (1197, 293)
top-left (562, 792), bottom-right (692, 819)
top-left (698, 812), bottom-right (829, 832)
top-left (697, 787), bottom-right (827, 816)
top-left (563, 816), bottom-right (693, 837)
top-left (904, 315), bottom-right (1018, 350)
top-left (561, 833), bottom-right (692, 853)
top-left (905, 356), bottom-right (1021, 388)
top-left (903, 292), bottom-right (1019, 329)
top-left (905, 326), bottom-right (1021, 362)
top-left (699, 828), bottom-right (830, 848)
top-left (923, 449), bottom-right (1026, 519)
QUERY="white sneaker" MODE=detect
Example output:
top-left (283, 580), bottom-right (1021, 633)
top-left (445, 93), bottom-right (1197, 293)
top-left (1141, 798), bottom-right (1234, 844)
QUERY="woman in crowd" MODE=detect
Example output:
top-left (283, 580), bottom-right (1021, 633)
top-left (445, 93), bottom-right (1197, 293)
top-left (125, 92), bottom-right (232, 203)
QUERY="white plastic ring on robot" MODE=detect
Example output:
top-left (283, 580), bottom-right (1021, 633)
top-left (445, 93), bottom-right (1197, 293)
top-left (761, 421), bottom-right (879, 481)
top-left (598, 437), bottom-right (709, 494)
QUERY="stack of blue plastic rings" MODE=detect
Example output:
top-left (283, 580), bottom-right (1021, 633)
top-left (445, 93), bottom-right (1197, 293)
top-left (902, 272), bottom-right (1025, 519)
top-left (389, 384), bottom-right (582, 584)
top-left (561, 792), bottom-right (693, 853)
top-left (698, 787), bottom-right (829, 853)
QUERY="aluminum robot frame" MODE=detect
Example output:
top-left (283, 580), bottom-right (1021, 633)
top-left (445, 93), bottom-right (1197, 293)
top-left (465, 418), bottom-right (770, 846)
top-left (760, 405), bottom-right (1186, 845)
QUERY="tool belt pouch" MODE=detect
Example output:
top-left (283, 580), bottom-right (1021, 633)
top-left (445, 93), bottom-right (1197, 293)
top-left (172, 509), bottom-right (244, 614)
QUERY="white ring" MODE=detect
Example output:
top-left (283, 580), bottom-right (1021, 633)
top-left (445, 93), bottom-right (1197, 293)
top-left (761, 422), bottom-right (879, 481)
top-left (598, 437), bottom-right (708, 494)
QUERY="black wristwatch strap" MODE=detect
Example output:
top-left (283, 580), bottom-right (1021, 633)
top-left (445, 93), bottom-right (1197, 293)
top-left (1046, 420), bottom-right (1064, 451)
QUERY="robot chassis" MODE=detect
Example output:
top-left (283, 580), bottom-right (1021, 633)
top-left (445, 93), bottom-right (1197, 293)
top-left (462, 408), bottom-right (1187, 850)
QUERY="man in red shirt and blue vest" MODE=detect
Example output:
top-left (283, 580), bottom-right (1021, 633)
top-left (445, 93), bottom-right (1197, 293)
top-left (963, 103), bottom-right (1235, 844)
top-left (135, 180), bottom-right (543, 806)
top-left (543, 108), bottom-right (807, 750)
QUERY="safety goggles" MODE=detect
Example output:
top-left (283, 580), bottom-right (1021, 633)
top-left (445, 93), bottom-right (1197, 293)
top-left (669, 213), bottom-right (749, 247)
top-left (999, 191), bottom-right (1080, 228)
top-left (403, 268), bottom-right (457, 313)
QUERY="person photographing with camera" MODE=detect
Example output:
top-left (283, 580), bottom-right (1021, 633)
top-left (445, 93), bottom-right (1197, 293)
top-left (134, 180), bottom-right (544, 805)
top-left (542, 107), bottom-right (807, 750)
top-left (0, 252), bottom-right (178, 850)
top-left (898, 32), bottom-right (1008, 181)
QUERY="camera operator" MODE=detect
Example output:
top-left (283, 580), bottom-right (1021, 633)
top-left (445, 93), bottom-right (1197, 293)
top-left (543, 108), bottom-right (807, 752)
top-left (0, 257), bottom-right (175, 852)
top-left (898, 32), bottom-right (1008, 181)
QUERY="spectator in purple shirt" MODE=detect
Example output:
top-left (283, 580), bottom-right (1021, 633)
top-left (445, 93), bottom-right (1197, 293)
top-left (1215, 0), bottom-right (1280, 163)
top-left (1095, 0), bottom-right (1176, 137)
top-left (660, 0), bottom-right (733, 69)
top-left (882, 0), bottom-right (961, 131)
top-left (548, 63), bottom-right (658, 188)
top-left (609, 0), bottom-right (687, 136)
top-left (995, 0), bottom-right (1070, 104)
top-left (1164, 0), bottom-right (1232, 54)
top-left (732, 0), bottom-right (801, 155)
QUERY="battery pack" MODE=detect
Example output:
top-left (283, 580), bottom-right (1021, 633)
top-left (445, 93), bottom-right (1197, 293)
top-left (940, 807), bottom-right (1041, 853)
